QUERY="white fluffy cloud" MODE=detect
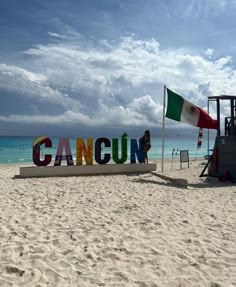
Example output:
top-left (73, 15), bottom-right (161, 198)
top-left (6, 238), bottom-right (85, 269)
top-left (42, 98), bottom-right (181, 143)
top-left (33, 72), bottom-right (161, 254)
top-left (0, 64), bottom-right (81, 109)
top-left (1, 36), bottom-right (236, 130)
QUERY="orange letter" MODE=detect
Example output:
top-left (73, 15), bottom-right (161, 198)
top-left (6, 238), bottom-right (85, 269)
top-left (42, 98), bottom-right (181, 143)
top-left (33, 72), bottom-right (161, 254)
top-left (76, 138), bottom-right (93, 165)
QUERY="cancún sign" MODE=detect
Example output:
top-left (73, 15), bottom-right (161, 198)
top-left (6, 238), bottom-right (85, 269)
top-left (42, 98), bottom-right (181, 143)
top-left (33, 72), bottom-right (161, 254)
top-left (33, 133), bottom-right (145, 166)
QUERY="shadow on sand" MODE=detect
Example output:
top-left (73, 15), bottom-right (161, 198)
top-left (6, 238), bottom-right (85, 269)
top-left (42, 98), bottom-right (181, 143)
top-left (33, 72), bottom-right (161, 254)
top-left (130, 172), bottom-right (236, 189)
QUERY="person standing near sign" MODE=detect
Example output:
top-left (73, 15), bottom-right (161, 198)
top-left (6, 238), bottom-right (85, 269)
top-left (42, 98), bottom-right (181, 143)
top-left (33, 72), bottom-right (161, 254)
top-left (139, 130), bottom-right (151, 163)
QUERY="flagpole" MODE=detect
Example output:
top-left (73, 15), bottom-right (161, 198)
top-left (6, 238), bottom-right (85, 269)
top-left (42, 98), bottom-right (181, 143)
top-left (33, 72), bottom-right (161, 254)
top-left (207, 98), bottom-right (210, 174)
top-left (161, 85), bottom-right (166, 173)
top-left (207, 99), bottom-right (210, 159)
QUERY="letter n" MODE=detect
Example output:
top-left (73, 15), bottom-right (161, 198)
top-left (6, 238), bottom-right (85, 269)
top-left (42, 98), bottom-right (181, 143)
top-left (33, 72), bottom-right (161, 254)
top-left (76, 138), bottom-right (93, 165)
top-left (130, 139), bottom-right (144, 163)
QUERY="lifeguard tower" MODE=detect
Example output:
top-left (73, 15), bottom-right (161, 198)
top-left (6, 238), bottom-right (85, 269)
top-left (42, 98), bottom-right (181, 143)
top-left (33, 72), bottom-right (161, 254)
top-left (204, 95), bottom-right (236, 179)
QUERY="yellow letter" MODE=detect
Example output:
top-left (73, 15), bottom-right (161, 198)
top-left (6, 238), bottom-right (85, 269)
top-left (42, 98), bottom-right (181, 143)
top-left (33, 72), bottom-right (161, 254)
top-left (76, 138), bottom-right (93, 165)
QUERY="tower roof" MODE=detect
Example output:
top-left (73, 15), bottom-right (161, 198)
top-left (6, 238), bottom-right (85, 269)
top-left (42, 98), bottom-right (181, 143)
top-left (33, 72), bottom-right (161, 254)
top-left (208, 95), bottom-right (236, 100)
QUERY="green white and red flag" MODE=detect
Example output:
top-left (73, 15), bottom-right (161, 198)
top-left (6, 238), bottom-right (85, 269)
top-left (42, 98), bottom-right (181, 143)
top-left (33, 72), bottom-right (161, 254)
top-left (166, 88), bottom-right (218, 129)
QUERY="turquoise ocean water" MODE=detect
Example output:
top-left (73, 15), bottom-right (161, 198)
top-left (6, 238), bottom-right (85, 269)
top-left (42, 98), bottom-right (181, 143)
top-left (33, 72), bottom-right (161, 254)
top-left (0, 136), bottom-right (215, 164)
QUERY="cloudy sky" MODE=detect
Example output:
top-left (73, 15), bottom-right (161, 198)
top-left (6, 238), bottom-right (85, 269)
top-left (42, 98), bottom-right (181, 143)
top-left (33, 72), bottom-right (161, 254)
top-left (1, 0), bottom-right (236, 137)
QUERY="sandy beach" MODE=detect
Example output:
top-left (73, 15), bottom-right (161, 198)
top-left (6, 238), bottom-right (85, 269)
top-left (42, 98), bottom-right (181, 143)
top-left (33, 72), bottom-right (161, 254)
top-left (0, 159), bottom-right (235, 287)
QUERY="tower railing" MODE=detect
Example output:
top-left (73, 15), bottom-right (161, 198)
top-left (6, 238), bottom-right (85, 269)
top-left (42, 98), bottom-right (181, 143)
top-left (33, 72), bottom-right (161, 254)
top-left (225, 116), bottom-right (236, 135)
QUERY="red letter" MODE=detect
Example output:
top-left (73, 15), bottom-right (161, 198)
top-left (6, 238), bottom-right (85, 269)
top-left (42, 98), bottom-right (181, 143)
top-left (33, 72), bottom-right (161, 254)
top-left (33, 136), bottom-right (52, 166)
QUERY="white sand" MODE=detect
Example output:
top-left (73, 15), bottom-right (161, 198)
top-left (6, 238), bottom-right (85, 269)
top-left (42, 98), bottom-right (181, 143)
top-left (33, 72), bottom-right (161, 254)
top-left (0, 159), bottom-right (235, 287)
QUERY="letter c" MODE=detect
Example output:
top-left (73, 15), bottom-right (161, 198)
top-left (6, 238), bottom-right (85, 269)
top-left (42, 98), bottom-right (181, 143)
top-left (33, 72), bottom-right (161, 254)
top-left (33, 137), bottom-right (52, 166)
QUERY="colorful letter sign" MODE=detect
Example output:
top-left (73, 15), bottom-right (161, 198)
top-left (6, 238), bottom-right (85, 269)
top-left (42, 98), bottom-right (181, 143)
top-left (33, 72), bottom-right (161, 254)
top-left (32, 133), bottom-right (146, 166)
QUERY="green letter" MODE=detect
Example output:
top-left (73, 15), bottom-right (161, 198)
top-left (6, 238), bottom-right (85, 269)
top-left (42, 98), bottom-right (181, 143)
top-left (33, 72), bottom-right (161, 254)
top-left (112, 133), bottom-right (128, 164)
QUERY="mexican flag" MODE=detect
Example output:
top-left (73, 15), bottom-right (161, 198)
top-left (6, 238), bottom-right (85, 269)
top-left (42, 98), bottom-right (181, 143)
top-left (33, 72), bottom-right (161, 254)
top-left (166, 88), bottom-right (218, 129)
